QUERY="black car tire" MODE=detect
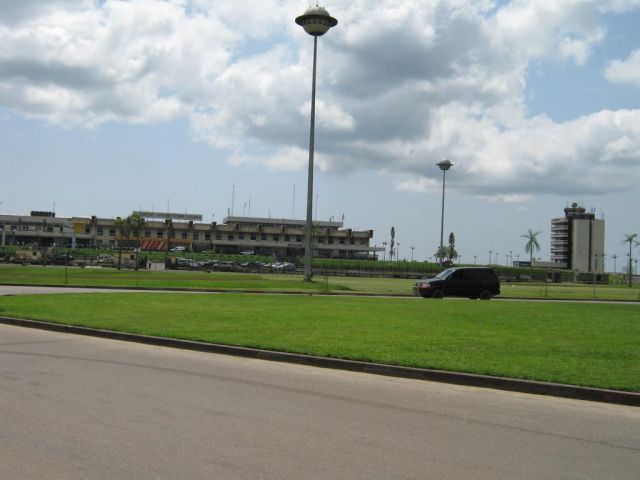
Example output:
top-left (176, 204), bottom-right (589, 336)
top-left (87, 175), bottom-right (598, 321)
top-left (432, 289), bottom-right (444, 299)
top-left (479, 290), bottom-right (492, 300)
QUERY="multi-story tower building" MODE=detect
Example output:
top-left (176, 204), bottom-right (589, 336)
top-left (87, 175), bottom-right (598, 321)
top-left (551, 203), bottom-right (605, 273)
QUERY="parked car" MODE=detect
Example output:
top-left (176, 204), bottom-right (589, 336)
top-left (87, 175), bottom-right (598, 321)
top-left (414, 267), bottom-right (500, 300)
top-left (175, 257), bottom-right (196, 267)
top-left (52, 254), bottom-right (73, 265)
top-left (271, 262), bottom-right (296, 272)
top-left (97, 254), bottom-right (114, 264)
top-left (212, 261), bottom-right (236, 271)
top-left (241, 261), bottom-right (264, 270)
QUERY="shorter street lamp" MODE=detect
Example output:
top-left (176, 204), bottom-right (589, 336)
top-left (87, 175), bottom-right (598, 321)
top-left (437, 159), bottom-right (452, 264)
top-left (488, 250), bottom-right (492, 265)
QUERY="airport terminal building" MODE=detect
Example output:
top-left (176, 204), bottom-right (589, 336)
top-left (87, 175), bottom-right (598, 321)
top-left (0, 211), bottom-right (381, 260)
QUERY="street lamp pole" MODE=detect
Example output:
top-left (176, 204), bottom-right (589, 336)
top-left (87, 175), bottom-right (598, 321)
top-left (437, 159), bottom-right (452, 264)
top-left (296, 6), bottom-right (337, 282)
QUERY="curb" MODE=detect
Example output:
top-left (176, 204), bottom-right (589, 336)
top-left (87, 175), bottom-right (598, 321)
top-left (2, 316), bottom-right (638, 407)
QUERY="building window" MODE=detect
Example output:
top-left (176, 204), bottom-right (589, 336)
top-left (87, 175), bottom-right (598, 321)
top-left (328, 237), bottom-right (334, 244)
top-left (205, 233), bottom-right (211, 241)
top-left (318, 238), bottom-right (324, 244)
top-left (169, 231), bottom-right (176, 238)
top-left (251, 233), bottom-right (257, 240)
top-left (339, 238), bottom-right (345, 244)
top-left (156, 231), bottom-right (163, 238)
top-left (296, 235), bottom-right (302, 243)
top-left (227, 234), bottom-right (234, 241)
top-left (349, 238), bottom-right (355, 245)
top-left (144, 230), bottom-right (151, 237)
top-left (109, 228), bottom-right (115, 236)
top-left (216, 233), bottom-right (222, 240)
top-left (239, 232), bottom-right (245, 240)
top-left (84, 226), bottom-right (91, 234)
top-left (284, 235), bottom-right (290, 242)
top-left (193, 233), bottom-right (199, 240)
top-left (273, 234), bottom-right (279, 242)
top-left (181, 232), bottom-right (188, 239)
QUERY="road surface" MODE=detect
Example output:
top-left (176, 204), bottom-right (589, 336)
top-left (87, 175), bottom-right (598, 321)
top-left (1, 324), bottom-right (638, 479)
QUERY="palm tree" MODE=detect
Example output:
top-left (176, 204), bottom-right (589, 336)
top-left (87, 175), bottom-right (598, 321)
top-left (188, 220), bottom-right (194, 252)
top-left (164, 219), bottom-right (173, 252)
top-left (521, 229), bottom-right (541, 280)
top-left (114, 217), bottom-right (124, 270)
top-left (128, 213), bottom-right (145, 270)
top-left (210, 221), bottom-right (216, 253)
top-left (622, 233), bottom-right (638, 287)
top-left (447, 232), bottom-right (458, 262)
top-left (389, 227), bottom-right (395, 262)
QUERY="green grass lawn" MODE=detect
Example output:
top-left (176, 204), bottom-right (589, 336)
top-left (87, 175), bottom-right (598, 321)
top-left (1, 292), bottom-right (638, 392)
top-left (1, 264), bottom-right (639, 300)
top-left (0, 265), bottom-right (332, 292)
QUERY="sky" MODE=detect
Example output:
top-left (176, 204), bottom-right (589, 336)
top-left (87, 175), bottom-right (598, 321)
top-left (1, 0), bottom-right (640, 271)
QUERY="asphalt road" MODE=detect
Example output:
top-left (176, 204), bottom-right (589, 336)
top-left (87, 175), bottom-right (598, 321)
top-left (1, 324), bottom-right (639, 480)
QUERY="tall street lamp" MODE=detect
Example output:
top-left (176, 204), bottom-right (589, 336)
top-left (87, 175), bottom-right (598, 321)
top-left (296, 6), bottom-right (338, 282)
top-left (436, 159), bottom-right (452, 264)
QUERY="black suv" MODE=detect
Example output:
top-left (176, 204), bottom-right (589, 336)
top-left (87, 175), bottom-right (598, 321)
top-left (414, 267), bottom-right (500, 300)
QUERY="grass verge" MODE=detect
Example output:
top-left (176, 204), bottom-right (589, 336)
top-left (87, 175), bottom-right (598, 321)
top-left (2, 265), bottom-right (640, 300)
top-left (1, 292), bottom-right (638, 392)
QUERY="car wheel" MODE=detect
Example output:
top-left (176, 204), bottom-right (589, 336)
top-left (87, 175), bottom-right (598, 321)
top-left (479, 290), bottom-right (491, 300)
top-left (432, 289), bottom-right (444, 299)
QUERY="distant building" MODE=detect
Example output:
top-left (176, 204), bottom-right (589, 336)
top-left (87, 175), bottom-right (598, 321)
top-left (550, 203), bottom-right (605, 273)
top-left (0, 211), bottom-right (382, 260)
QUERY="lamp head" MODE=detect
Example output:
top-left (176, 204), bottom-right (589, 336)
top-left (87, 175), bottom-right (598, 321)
top-left (437, 159), bottom-right (453, 171)
top-left (295, 6), bottom-right (338, 36)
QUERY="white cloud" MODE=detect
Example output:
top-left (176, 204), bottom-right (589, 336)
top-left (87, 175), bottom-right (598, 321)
top-left (0, 0), bottom-right (639, 200)
top-left (0, 0), bottom-right (234, 125)
top-left (297, 100), bottom-right (356, 132)
top-left (605, 49), bottom-right (640, 88)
